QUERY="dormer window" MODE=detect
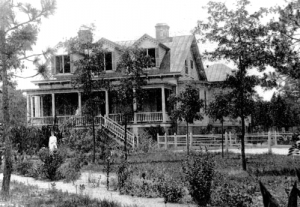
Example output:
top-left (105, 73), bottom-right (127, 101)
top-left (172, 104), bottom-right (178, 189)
top-left (104, 52), bottom-right (112, 71)
top-left (56, 55), bottom-right (70, 74)
top-left (144, 48), bottom-right (156, 67)
top-left (185, 60), bottom-right (188, 74)
top-left (190, 60), bottom-right (194, 69)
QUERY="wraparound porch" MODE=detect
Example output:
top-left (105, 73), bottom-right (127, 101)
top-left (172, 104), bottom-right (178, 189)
top-left (26, 84), bottom-right (173, 127)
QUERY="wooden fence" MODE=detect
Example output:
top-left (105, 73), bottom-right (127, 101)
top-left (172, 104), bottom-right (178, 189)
top-left (157, 131), bottom-right (294, 151)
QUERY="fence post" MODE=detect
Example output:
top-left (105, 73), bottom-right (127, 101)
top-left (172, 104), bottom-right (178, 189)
top-left (229, 132), bottom-right (232, 146)
top-left (225, 132), bottom-right (229, 153)
top-left (274, 130), bottom-right (277, 146)
top-left (174, 133), bottom-right (177, 149)
top-left (268, 131), bottom-right (272, 154)
top-left (165, 133), bottom-right (168, 150)
top-left (190, 132), bottom-right (193, 149)
top-left (157, 133), bottom-right (160, 149)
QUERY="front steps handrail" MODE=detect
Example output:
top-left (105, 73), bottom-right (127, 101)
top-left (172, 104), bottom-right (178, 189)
top-left (99, 114), bottom-right (134, 147)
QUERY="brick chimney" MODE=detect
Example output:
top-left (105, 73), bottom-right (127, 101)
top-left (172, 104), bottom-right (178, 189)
top-left (155, 23), bottom-right (169, 40)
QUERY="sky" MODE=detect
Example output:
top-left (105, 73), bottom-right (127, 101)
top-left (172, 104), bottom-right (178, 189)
top-left (15, 0), bottom-right (287, 100)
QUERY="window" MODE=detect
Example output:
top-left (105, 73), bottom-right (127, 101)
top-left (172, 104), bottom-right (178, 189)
top-left (55, 55), bottom-right (70, 74)
top-left (144, 48), bottom-right (156, 67)
top-left (104, 52), bottom-right (112, 71)
top-left (190, 60), bottom-right (194, 69)
top-left (185, 60), bottom-right (188, 74)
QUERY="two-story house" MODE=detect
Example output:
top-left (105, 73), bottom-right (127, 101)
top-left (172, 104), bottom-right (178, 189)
top-left (24, 23), bottom-right (235, 146)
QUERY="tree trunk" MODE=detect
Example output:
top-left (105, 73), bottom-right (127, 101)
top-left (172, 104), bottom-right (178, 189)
top-left (1, 30), bottom-right (12, 197)
top-left (221, 119), bottom-right (224, 158)
top-left (186, 122), bottom-right (189, 155)
top-left (92, 118), bottom-right (95, 163)
top-left (241, 115), bottom-right (246, 171)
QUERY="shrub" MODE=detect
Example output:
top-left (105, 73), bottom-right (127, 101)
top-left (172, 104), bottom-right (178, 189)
top-left (38, 148), bottom-right (65, 181)
top-left (211, 183), bottom-right (252, 207)
top-left (28, 160), bottom-right (43, 179)
top-left (14, 159), bottom-right (33, 176)
top-left (134, 133), bottom-right (156, 153)
top-left (117, 161), bottom-right (132, 194)
top-left (58, 157), bottom-right (81, 183)
top-left (182, 151), bottom-right (215, 206)
top-left (160, 178), bottom-right (185, 203)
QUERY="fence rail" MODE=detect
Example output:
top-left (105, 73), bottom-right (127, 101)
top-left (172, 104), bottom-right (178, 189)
top-left (157, 131), bottom-right (294, 151)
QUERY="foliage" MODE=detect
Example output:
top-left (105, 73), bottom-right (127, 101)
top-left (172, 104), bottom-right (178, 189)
top-left (143, 125), bottom-right (165, 141)
top-left (38, 147), bottom-right (65, 181)
top-left (160, 178), bottom-right (185, 203)
top-left (269, 94), bottom-right (299, 130)
top-left (68, 31), bottom-right (110, 163)
top-left (57, 157), bottom-right (81, 183)
top-left (0, 86), bottom-right (26, 126)
top-left (169, 82), bottom-right (203, 154)
top-left (0, 0), bottom-right (56, 195)
top-left (182, 151), bottom-right (215, 206)
top-left (251, 100), bottom-right (273, 131)
top-left (13, 159), bottom-right (33, 176)
top-left (195, 0), bottom-right (279, 170)
top-left (207, 92), bottom-right (232, 123)
top-left (268, 1), bottom-right (300, 86)
top-left (133, 133), bottom-right (156, 153)
top-left (211, 173), bottom-right (253, 207)
top-left (117, 161), bottom-right (132, 194)
top-left (111, 47), bottom-right (150, 159)
top-left (11, 125), bottom-right (52, 156)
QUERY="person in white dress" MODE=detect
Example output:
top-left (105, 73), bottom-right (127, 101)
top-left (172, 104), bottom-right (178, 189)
top-left (49, 131), bottom-right (57, 152)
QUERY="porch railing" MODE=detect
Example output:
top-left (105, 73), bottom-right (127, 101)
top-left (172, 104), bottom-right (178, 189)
top-left (109, 112), bottom-right (163, 123)
top-left (136, 112), bottom-right (163, 122)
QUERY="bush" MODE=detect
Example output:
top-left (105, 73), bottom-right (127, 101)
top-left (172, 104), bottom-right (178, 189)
top-left (14, 159), bottom-right (33, 176)
top-left (182, 151), bottom-right (215, 206)
top-left (161, 178), bottom-right (185, 203)
top-left (58, 157), bottom-right (81, 183)
top-left (134, 133), bottom-right (157, 153)
top-left (117, 161), bottom-right (132, 194)
top-left (38, 148), bottom-right (65, 181)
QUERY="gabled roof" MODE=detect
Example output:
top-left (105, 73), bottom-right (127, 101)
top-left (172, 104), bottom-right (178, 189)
top-left (164, 35), bottom-right (194, 72)
top-left (98, 37), bottom-right (121, 49)
top-left (115, 40), bottom-right (136, 47)
top-left (204, 63), bottom-right (232, 82)
top-left (133, 34), bottom-right (169, 50)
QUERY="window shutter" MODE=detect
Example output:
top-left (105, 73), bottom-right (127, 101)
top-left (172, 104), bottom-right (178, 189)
top-left (51, 56), bottom-right (56, 75)
top-left (155, 48), bottom-right (159, 68)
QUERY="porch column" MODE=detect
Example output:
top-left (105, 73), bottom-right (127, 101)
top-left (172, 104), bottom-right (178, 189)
top-left (30, 96), bottom-right (34, 118)
top-left (133, 89), bottom-right (137, 123)
top-left (105, 90), bottom-right (109, 116)
top-left (26, 95), bottom-right (30, 122)
top-left (52, 93), bottom-right (55, 118)
top-left (161, 86), bottom-right (166, 123)
top-left (35, 96), bottom-right (40, 117)
top-left (40, 96), bottom-right (44, 117)
top-left (78, 92), bottom-right (82, 115)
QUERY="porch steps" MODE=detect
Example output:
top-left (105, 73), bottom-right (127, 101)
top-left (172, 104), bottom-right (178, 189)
top-left (99, 115), bottom-right (135, 148)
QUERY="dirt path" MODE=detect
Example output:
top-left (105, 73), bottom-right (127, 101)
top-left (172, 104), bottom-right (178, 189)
top-left (3, 172), bottom-right (195, 207)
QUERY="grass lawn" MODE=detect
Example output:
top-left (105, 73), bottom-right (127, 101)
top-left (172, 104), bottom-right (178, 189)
top-left (82, 150), bottom-right (300, 206)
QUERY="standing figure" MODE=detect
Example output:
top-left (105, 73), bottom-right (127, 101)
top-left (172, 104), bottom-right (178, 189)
top-left (49, 131), bottom-right (57, 152)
